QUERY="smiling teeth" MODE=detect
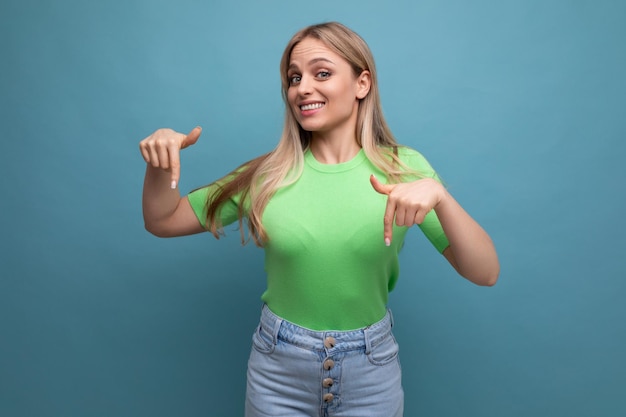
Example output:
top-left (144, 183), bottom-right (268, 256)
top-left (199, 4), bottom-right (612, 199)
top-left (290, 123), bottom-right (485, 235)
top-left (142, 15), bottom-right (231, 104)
top-left (300, 103), bottom-right (324, 111)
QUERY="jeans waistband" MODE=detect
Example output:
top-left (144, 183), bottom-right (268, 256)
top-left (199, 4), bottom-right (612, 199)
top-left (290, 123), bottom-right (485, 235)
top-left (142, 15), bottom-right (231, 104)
top-left (259, 304), bottom-right (394, 354)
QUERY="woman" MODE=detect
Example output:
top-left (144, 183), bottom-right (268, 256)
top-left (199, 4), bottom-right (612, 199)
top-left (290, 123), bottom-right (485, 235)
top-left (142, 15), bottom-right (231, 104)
top-left (140, 22), bottom-right (499, 417)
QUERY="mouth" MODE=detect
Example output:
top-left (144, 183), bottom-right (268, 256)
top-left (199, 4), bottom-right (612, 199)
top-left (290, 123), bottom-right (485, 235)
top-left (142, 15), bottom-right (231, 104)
top-left (299, 102), bottom-right (325, 111)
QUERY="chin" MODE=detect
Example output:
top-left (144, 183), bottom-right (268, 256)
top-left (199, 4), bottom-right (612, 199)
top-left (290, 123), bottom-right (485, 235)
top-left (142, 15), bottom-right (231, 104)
top-left (298, 122), bottom-right (324, 133)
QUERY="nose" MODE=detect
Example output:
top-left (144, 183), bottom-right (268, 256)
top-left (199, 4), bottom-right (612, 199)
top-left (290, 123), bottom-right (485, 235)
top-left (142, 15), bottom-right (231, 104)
top-left (296, 75), bottom-right (313, 96)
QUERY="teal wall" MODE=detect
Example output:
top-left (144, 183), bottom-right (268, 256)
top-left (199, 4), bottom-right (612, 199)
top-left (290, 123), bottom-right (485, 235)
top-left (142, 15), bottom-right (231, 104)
top-left (1, 0), bottom-right (625, 416)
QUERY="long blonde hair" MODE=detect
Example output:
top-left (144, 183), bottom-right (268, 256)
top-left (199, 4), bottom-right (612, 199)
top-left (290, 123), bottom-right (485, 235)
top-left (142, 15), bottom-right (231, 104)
top-left (204, 22), bottom-right (417, 246)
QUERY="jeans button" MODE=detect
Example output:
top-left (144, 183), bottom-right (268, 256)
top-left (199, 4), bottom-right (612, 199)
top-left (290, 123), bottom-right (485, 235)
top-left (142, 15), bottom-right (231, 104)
top-left (323, 393), bottom-right (334, 403)
top-left (323, 358), bottom-right (335, 370)
top-left (324, 336), bottom-right (336, 349)
top-left (322, 378), bottom-right (334, 388)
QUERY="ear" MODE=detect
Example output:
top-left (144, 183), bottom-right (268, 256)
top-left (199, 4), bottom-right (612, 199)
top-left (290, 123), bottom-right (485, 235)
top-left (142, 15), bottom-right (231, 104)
top-left (355, 70), bottom-right (371, 99)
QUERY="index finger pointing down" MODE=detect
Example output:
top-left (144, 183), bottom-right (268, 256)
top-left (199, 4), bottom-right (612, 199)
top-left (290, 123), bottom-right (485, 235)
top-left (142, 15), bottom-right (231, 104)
top-left (382, 196), bottom-right (396, 246)
top-left (169, 144), bottom-right (181, 189)
top-left (370, 175), bottom-right (396, 246)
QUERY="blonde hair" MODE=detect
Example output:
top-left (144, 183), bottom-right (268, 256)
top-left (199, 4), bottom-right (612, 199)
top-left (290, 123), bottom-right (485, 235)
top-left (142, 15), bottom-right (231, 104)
top-left (204, 22), bottom-right (419, 246)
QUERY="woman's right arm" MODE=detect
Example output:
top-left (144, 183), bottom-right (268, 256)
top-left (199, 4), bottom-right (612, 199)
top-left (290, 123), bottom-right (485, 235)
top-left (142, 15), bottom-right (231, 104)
top-left (139, 127), bottom-right (206, 237)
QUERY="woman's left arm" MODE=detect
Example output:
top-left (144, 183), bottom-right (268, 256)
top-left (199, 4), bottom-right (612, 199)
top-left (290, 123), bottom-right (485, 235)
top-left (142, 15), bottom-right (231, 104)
top-left (370, 176), bottom-right (500, 286)
top-left (435, 187), bottom-right (500, 286)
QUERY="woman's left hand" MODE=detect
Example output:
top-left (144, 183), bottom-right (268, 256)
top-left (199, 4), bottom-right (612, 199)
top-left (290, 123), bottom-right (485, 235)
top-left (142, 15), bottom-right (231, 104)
top-left (371, 174), bottom-right (500, 285)
top-left (370, 175), bottom-right (446, 246)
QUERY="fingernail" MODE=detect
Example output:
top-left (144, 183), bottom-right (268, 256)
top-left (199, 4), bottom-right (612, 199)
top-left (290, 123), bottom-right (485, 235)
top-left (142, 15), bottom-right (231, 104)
top-left (385, 237), bottom-right (391, 247)
top-left (171, 180), bottom-right (177, 189)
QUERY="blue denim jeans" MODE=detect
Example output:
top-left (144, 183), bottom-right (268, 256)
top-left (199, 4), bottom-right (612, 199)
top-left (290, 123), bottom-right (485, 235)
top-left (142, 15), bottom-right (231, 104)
top-left (245, 305), bottom-right (404, 417)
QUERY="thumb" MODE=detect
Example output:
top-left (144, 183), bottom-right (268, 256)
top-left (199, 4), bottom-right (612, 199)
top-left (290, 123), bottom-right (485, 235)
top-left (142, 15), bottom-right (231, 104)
top-left (181, 126), bottom-right (202, 149)
top-left (370, 174), bottom-right (395, 195)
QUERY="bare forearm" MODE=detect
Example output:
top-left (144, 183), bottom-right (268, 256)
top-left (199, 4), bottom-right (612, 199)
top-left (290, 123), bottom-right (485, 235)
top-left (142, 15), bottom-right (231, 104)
top-left (142, 165), bottom-right (182, 230)
top-left (435, 191), bottom-right (500, 286)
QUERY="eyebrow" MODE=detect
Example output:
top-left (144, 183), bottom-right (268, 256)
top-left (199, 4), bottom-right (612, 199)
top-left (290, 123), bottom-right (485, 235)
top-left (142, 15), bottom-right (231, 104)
top-left (288, 57), bottom-right (336, 71)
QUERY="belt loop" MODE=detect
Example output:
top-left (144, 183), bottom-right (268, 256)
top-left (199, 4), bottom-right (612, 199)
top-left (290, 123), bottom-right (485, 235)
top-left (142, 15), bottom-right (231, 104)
top-left (388, 308), bottom-right (394, 328)
top-left (272, 316), bottom-right (283, 346)
top-left (363, 327), bottom-right (372, 355)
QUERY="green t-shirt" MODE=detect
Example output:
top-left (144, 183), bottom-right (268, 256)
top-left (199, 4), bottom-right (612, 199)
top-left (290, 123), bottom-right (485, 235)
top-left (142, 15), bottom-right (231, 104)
top-left (188, 147), bottom-right (449, 330)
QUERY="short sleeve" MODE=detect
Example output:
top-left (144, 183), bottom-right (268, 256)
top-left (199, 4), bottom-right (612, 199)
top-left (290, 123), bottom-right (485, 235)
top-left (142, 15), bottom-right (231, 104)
top-left (397, 147), bottom-right (450, 253)
top-left (187, 184), bottom-right (242, 229)
top-left (417, 210), bottom-right (449, 253)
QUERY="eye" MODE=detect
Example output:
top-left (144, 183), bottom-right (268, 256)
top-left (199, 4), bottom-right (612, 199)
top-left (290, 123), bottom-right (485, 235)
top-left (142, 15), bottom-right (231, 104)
top-left (288, 74), bottom-right (301, 85)
top-left (316, 71), bottom-right (331, 79)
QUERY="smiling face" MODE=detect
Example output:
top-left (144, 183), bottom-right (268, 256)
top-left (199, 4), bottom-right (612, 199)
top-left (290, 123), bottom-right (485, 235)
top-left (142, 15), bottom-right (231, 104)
top-left (286, 37), bottom-right (370, 140)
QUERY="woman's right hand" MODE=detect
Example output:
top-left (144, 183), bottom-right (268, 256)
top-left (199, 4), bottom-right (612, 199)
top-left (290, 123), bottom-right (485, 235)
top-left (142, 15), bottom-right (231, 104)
top-left (139, 126), bottom-right (202, 189)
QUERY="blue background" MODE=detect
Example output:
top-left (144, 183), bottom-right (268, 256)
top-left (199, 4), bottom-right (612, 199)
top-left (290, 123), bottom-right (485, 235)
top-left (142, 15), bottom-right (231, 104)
top-left (1, 0), bottom-right (625, 416)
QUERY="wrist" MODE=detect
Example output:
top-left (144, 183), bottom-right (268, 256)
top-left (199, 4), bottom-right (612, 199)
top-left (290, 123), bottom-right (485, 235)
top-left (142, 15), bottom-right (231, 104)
top-left (434, 181), bottom-right (450, 209)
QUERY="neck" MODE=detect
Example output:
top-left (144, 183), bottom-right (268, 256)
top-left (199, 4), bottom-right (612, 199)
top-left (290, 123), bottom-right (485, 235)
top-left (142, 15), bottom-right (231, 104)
top-left (309, 136), bottom-right (360, 164)
top-left (309, 124), bottom-right (361, 164)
